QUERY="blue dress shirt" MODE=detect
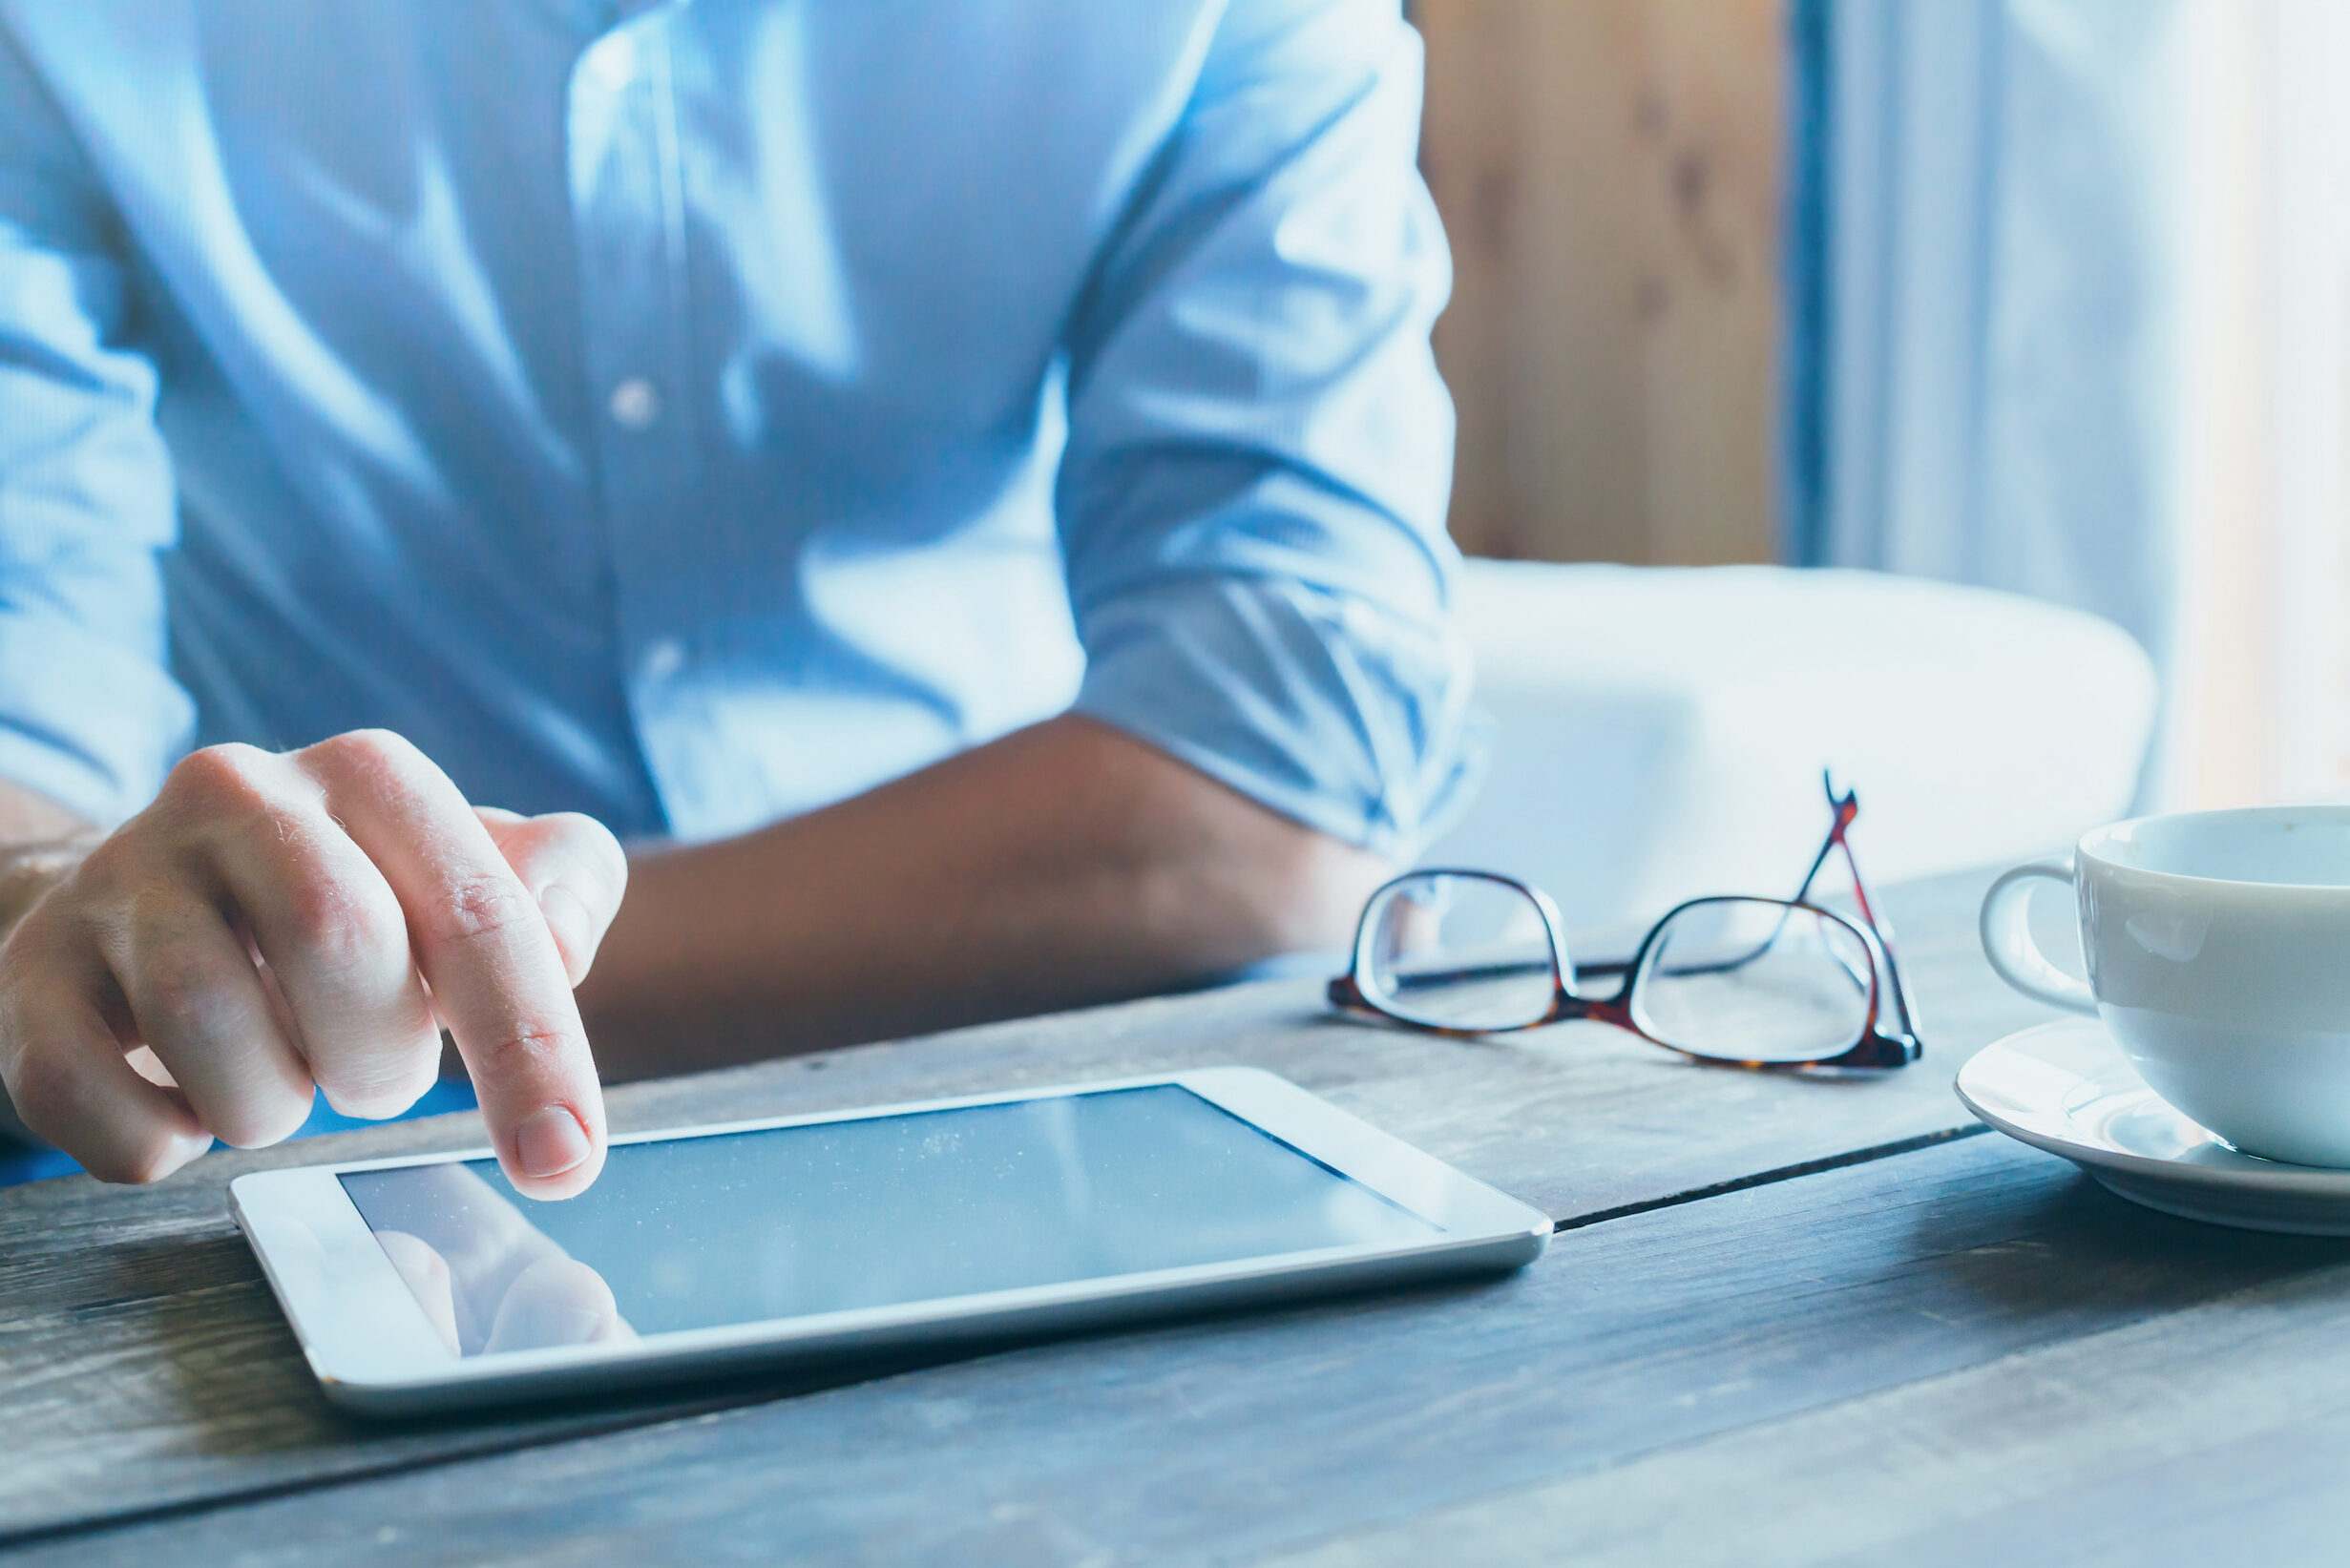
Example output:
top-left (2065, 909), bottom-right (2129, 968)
top-left (0, 0), bottom-right (1474, 857)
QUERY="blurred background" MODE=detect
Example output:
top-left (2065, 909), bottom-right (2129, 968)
top-left (1413, 0), bottom-right (2350, 814)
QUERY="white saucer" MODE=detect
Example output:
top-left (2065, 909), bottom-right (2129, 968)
top-left (1955, 1017), bottom-right (2350, 1235)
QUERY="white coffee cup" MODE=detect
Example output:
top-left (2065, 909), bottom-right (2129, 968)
top-left (1981, 805), bottom-right (2350, 1168)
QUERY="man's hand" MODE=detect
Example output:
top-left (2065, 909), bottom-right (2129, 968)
top-left (0, 731), bottom-right (625, 1195)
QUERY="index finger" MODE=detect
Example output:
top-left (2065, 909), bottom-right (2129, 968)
top-left (299, 732), bottom-right (606, 1197)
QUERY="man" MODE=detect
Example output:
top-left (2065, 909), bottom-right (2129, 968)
top-left (0, 0), bottom-right (1472, 1197)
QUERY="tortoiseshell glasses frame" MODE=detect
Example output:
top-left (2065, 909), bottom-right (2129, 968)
top-left (1327, 775), bottom-right (1923, 1071)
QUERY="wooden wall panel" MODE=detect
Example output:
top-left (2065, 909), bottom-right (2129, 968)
top-left (1418, 0), bottom-right (1786, 566)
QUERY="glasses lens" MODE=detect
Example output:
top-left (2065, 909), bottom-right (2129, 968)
top-left (1360, 873), bottom-right (1558, 1031)
top-left (1629, 899), bottom-right (1874, 1063)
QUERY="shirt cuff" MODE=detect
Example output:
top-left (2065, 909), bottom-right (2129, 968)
top-left (0, 615), bottom-right (192, 826)
top-left (1073, 574), bottom-right (1483, 863)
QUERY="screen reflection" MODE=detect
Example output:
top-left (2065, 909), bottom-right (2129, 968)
top-left (340, 1085), bottom-right (1440, 1356)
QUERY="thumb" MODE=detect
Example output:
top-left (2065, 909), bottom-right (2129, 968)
top-left (472, 807), bottom-right (629, 987)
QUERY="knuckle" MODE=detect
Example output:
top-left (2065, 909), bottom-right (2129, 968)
top-left (555, 815), bottom-right (629, 900)
top-left (160, 743), bottom-right (275, 814)
top-left (301, 728), bottom-right (428, 792)
top-left (418, 872), bottom-right (539, 951)
top-left (153, 748), bottom-right (328, 868)
top-left (466, 1025), bottom-right (577, 1085)
top-left (275, 867), bottom-right (402, 972)
top-left (132, 939), bottom-right (221, 1026)
top-left (503, 816), bottom-right (627, 926)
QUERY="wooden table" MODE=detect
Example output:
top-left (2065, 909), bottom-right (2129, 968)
top-left (8, 864), bottom-right (2349, 1565)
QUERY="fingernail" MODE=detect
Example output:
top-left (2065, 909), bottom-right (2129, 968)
top-left (514, 1105), bottom-right (591, 1180)
top-left (536, 884), bottom-right (594, 973)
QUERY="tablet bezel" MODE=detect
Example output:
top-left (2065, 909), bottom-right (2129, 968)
top-left (229, 1066), bottom-right (1552, 1415)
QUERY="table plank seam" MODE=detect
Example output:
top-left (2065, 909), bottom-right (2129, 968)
top-left (0, 1119), bottom-right (2002, 1558)
top-left (1551, 1122), bottom-right (1990, 1232)
top-left (2, 855), bottom-right (2055, 1555)
top-left (0, 1396), bottom-right (754, 1558)
top-left (1254, 1241), bottom-right (2350, 1568)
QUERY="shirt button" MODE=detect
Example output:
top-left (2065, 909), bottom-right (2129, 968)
top-left (641, 639), bottom-right (686, 680)
top-left (608, 378), bottom-right (661, 431)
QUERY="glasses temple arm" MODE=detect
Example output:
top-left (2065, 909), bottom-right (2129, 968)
top-left (1815, 776), bottom-right (1921, 1044)
top-left (1787, 831), bottom-right (1838, 907)
top-left (1836, 835), bottom-right (1922, 1038)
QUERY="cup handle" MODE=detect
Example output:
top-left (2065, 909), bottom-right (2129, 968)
top-left (1979, 858), bottom-right (2098, 1015)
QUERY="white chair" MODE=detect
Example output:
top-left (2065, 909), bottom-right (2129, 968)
top-left (1426, 560), bottom-right (2158, 939)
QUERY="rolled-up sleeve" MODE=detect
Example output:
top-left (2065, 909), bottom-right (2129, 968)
top-left (0, 30), bottom-right (191, 825)
top-left (1057, 0), bottom-right (1478, 862)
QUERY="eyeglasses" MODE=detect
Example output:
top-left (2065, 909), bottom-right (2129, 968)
top-left (1328, 775), bottom-right (1922, 1070)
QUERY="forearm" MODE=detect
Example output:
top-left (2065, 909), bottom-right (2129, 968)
top-left (576, 715), bottom-right (1391, 1079)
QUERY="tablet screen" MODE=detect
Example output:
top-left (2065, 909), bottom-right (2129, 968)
top-left (340, 1085), bottom-right (1442, 1356)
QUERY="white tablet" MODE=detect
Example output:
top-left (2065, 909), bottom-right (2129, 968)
top-left (230, 1067), bottom-right (1551, 1414)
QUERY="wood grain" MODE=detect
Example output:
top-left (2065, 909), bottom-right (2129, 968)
top-left (1273, 1223), bottom-right (2350, 1567)
top-left (0, 866), bottom-right (2054, 1544)
top-left (18, 1136), bottom-right (2348, 1566)
top-left (1420, 0), bottom-right (1785, 567)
